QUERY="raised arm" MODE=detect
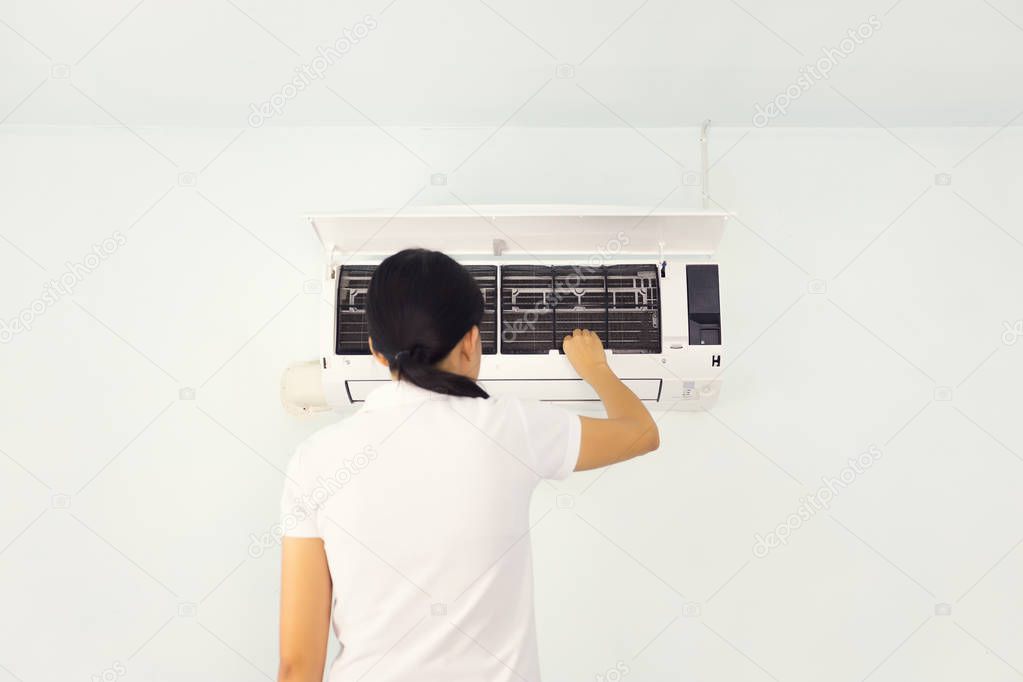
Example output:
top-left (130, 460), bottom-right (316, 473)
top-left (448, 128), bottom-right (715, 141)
top-left (562, 328), bottom-right (660, 471)
top-left (279, 537), bottom-right (332, 682)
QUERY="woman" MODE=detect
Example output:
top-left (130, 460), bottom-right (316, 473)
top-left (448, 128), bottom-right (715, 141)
top-left (278, 249), bottom-right (660, 682)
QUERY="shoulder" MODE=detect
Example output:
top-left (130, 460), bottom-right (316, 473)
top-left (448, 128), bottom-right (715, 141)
top-left (477, 396), bottom-right (581, 480)
top-left (289, 408), bottom-right (373, 470)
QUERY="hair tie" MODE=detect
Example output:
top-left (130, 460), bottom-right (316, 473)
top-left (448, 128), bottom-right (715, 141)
top-left (393, 349), bottom-right (410, 363)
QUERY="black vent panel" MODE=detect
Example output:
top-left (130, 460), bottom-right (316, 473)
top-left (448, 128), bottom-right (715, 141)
top-left (500, 265), bottom-right (555, 354)
top-left (335, 266), bottom-right (375, 355)
top-left (605, 265), bottom-right (661, 354)
top-left (336, 263), bottom-right (661, 356)
top-left (464, 265), bottom-right (498, 354)
top-left (499, 264), bottom-right (661, 354)
top-left (554, 266), bottom-right (608, 346)
top-left (335, 264), bottom-right (498, 356)
top-left (686, 264), bottom-right (721, 345)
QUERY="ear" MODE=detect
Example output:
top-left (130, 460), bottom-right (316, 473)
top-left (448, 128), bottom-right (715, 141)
top-left (367, 337), bottom-right (390, 368)
top-left (459, 325), bottom-right (480, 360)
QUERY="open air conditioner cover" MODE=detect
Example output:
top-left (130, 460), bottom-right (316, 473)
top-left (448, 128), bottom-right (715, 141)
top-left (310, 205), bottom-right (727, 259)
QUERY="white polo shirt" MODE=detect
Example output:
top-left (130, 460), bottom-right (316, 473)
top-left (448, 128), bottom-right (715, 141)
top-left (281, 380), bottom-right (581, 682)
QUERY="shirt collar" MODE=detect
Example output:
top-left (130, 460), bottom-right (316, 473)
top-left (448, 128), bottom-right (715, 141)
top-left (361, 379), bottom-right (449, 411)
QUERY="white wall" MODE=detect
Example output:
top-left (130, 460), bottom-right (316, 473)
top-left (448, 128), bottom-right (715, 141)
top-left (4, 0), bottom-right (1023, 128)
top-left (1, 123), bottom-right (1021, 682)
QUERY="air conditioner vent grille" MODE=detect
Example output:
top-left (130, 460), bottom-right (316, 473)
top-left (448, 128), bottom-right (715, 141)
top-left (605, 264), bottom-right (661, 354)
top-left (500, 266), bottom-right (556, 354)
top-left (463, 265), bottom-right (498, 354)
top-left (336, 266), bottom-right (375, 355)
top-left (500, 264), bottom-right (661, 354)
top-left (335, 264), bottom-right (499, 356)
top-left (554, 266), bottom-right (608, 347)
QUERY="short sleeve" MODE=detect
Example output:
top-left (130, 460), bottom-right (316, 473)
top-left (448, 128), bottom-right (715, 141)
top-left (279, 447), bottom-right (320, 538)
top-left (511, 398), bottom-right (582, 480)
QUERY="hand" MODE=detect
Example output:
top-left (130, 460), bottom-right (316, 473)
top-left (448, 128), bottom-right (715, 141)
top-left (563, 329), bottom-right (611, 384)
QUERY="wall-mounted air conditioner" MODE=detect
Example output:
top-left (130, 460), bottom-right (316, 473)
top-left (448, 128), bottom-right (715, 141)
top-left (282, 205), bottom-right (727, 413)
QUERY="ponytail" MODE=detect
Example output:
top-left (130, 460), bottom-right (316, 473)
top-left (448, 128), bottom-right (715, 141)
top-left (390, 346), bottom-right (489, 399)
top-left (366, 249), bottom-right (490, 400)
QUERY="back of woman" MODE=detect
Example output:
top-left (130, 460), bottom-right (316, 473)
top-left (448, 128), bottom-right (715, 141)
top-left (278, 249), bottom-right (659, 682)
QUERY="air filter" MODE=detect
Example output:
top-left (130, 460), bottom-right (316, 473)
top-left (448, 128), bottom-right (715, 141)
top-left (499, 264), bottom-right (661, 354)
top-left (335, 266), bottom-right (375, 355)
top-left (335, 264), bottom-right (498, 356)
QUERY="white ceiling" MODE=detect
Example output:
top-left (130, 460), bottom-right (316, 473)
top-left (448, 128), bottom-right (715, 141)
top-left (2, 0), bottom-right (1022, 127)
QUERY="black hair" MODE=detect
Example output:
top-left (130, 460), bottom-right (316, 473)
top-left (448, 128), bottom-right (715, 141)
top-left (366, 249), bottom-right (489, 399)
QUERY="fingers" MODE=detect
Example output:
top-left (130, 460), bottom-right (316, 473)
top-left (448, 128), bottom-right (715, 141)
top-left (570, 329), bottom-right (594, 339)
top-left (564, 329), bottom-right (597, 348)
